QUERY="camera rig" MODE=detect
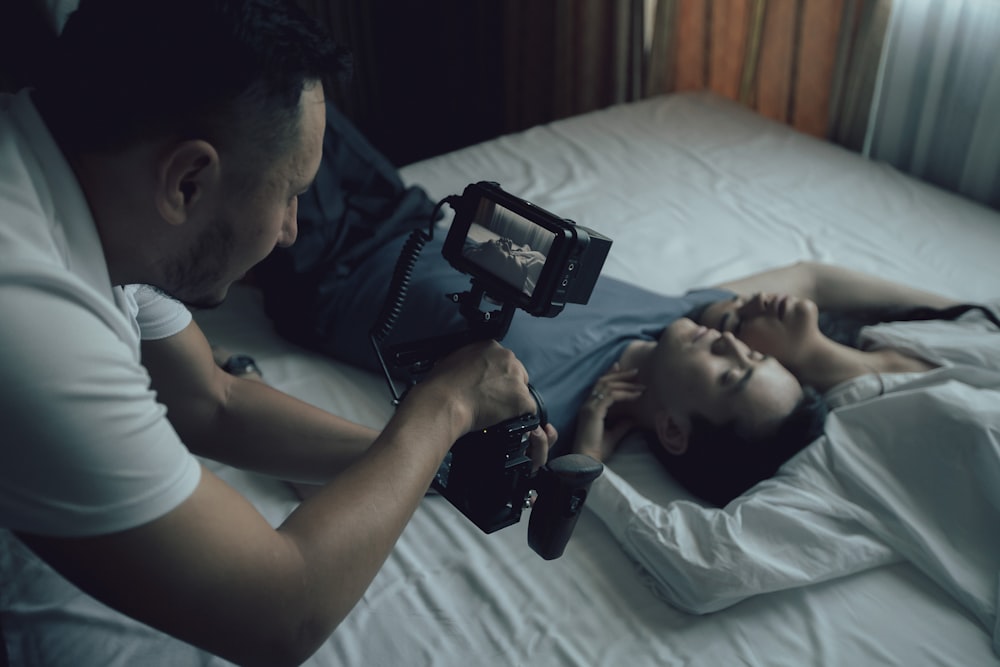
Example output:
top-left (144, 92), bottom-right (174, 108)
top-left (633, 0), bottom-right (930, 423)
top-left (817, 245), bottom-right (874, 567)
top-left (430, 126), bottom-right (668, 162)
top-left (370, 182), bottom-right (611, 560)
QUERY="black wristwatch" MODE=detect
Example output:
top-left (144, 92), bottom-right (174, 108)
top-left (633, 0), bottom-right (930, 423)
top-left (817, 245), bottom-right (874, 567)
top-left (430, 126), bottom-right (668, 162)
top-left (221, 354), bottom-right (262, 377)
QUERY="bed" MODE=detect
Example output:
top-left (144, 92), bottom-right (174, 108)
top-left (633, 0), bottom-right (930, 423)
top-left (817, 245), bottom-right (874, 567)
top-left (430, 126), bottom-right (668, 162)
top-left (10, 91), bottom-right (996, 666)
top-left (186, 91), bottom-right (1000, 666)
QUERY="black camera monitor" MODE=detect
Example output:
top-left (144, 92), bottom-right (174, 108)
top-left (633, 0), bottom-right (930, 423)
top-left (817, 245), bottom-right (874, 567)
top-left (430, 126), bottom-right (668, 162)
top-left (442, 182), bottom-right (611, 318)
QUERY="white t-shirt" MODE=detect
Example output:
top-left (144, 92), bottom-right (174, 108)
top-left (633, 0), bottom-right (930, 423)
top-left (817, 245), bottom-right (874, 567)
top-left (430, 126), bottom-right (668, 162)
top-left (0, 89), bottom-right (201, 538)
top-left (586, 304), bottom-right (1000, 655)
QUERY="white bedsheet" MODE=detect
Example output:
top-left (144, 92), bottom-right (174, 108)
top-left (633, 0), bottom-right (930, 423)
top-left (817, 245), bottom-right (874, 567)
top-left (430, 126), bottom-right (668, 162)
top-left (5, 91), bottom-right (1000, 666)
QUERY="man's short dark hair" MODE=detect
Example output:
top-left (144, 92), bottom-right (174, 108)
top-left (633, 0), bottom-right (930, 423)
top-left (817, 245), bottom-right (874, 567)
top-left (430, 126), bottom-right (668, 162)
top-left (35, 0), bottom-right (350, 159)
top-left (648, 386), bottom-right (829, 507)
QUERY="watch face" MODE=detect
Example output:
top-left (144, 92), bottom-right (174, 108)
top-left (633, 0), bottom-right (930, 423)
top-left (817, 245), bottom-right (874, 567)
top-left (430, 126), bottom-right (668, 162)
top-left (223, 354), bottom-right (260, 376)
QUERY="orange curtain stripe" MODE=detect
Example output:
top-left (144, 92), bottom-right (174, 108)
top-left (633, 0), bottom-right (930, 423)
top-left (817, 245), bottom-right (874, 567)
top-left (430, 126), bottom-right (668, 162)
top-left (755, 0), bottom-right (798, 124)
top-left (708, 0), bottom-right (752, 102)
top-left (675, 0), bottom-right (708, 90)
top-left (793, 0), bottom-right (845, 136)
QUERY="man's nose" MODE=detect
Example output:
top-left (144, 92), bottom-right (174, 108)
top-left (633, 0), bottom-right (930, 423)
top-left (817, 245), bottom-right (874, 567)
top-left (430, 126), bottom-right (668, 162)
top-left (277, 200), bottom-right (299, 247)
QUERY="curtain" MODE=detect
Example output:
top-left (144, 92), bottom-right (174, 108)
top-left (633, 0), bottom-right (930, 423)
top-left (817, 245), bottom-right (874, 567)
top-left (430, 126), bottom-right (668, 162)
top-left (864, 0), bottom-right (1000, 210)
top-left (646, 0), bottom-right (891, 142)
top-left (297, 0), bottom-right (648, 162)
top-left (296, 0), bottom-right (511, 165)
top-left (501, 0), bottom-right (648, 132)
top-left (294, 0), bottom-right (374, 130)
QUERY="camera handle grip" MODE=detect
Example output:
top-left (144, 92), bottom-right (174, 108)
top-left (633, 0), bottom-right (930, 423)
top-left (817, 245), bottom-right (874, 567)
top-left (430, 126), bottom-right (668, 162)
top-left (527, 454), bottom-right (604, 560)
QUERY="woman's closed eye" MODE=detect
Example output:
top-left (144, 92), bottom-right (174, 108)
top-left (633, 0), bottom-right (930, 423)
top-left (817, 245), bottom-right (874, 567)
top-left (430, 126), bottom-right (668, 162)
top-left (720, 367), bottom-right (742, 386)
top-left (719, 364), bottom-right (756, 393)
top-left (720, 311), bottom-right (744, 334)
top-left (720, 352), bottom-right (768, 389)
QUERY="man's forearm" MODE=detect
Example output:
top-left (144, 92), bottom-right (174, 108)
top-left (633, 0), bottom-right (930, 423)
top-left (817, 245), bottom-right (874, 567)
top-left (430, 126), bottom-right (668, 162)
top-left (31, 339), bottom-right (532, 666)
top-left (141, 322), bottom-right (378, 483)
top-left (20, 382), bottom-right (469, 667)
top-left (185, 374), bottom-right (379, 483)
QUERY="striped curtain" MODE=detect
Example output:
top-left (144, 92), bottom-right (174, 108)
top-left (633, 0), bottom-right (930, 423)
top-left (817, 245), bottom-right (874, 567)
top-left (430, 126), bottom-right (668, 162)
top-left (501, 0), bottom-right (647, 133)
top-left (864, 0), bottom-right (1000, 210)
top-left (646, 0), bottom-right (891, 144)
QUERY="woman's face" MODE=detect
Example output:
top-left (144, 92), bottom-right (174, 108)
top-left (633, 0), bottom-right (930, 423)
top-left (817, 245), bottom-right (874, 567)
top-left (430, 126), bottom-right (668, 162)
top-left (649, 317), bottom-right (804, 436)
top-left (698, 293), bottom-right (822, 367)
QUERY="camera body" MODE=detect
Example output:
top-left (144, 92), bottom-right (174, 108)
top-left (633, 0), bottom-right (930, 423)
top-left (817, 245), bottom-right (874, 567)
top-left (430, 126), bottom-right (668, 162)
top-left (437, 405), bottom-right (605, 559)
top-left (434, 406), bottom-right (540, 534)
top-left (372, 182), bottom-right (610, 559)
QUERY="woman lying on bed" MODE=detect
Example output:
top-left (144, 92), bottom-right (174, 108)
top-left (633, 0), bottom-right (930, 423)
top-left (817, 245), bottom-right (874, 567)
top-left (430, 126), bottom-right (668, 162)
top-left (575, 261), bottom-right (993, 503)
top-left (571, 266), bottom-right (999, 653)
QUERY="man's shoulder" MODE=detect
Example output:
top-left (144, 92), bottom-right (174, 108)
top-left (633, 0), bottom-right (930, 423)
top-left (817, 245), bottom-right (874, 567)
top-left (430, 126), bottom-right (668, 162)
top-left (0, 92), bottom-right (64, 267)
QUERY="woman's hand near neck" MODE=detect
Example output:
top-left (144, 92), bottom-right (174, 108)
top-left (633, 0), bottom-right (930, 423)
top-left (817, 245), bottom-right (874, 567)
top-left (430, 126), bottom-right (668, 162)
top-left (613, 340), bottom-right (657, 425)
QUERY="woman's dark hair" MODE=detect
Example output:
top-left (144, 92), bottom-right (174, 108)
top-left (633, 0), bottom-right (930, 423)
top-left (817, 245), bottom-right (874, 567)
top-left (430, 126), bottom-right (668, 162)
top-left (820, 303), bottom-right (1000, 347)
top-left (647, 386), bottom-right (829, 507)
top-left (34, 0), bottom-right (350, 158)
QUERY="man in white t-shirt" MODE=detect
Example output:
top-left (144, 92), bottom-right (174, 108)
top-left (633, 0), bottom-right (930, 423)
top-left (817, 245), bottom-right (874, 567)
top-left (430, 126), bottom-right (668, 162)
top-left (0, 1), bottom-right (552, 664)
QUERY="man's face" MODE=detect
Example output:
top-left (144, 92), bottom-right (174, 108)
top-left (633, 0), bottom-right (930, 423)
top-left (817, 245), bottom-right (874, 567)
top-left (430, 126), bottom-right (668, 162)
top-left (165, 84), bottom-right (326, 308)
top-left (649, 317), bottom-right (803, 436)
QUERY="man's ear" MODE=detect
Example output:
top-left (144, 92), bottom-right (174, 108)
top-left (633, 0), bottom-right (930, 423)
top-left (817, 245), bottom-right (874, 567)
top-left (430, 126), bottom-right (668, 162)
top-left (155, 140), bottom-right (220, 226)
top-left (654, 410), bottom-right (689, 456)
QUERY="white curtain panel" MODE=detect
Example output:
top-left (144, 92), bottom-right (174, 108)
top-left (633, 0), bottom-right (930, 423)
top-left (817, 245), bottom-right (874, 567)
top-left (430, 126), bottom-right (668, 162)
top-left (865, 0), bottom-right (1000, 210)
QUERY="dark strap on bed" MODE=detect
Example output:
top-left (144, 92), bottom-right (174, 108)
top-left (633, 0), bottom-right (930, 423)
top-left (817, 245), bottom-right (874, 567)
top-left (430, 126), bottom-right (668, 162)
top-left (888, 303), bottom-right (1000, 329)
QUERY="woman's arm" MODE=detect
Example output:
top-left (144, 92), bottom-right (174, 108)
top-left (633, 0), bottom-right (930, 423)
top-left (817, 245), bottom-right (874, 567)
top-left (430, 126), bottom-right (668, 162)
top-left (712, 261), bottom-right (959, 313)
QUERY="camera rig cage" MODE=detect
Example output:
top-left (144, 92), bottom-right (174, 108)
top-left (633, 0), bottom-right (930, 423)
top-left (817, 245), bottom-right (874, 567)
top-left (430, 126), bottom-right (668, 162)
top-left (443, 181), bottom-right (611, 318)
top-left (369, 182), bottom-right (611, 559)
